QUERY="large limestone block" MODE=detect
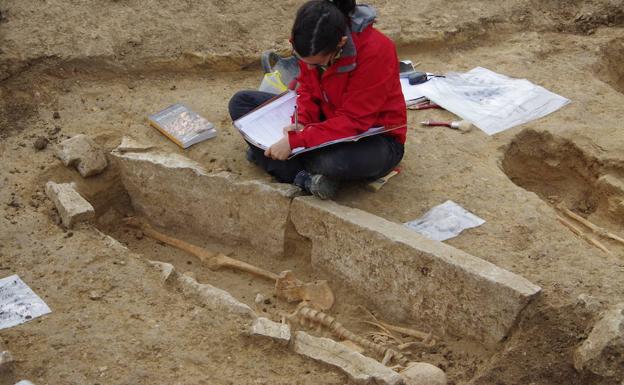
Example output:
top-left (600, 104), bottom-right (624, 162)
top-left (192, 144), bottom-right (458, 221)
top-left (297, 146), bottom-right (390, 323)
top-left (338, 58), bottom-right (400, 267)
top-left (289, 197), bottom-right (541, 343)
top-left (45, 182), bottom-right (95, 228)
top-left (111, 145), bottom-right (299, 257)
top-left (574, 302), bottom-right (624, 378)
top-left (55, 134), bottom-right (108, 177)
top-left (292, 332), bottom-right (404, 385)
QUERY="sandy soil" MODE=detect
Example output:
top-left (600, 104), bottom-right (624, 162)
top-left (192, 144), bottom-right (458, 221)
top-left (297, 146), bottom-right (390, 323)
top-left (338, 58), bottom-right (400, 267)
top-left (2, 0), bottom-right (624, 384)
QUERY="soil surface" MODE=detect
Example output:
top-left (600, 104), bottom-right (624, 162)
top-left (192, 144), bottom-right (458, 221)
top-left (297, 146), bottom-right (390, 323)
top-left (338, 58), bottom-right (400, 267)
top-left (2, 0), bottom-right (624, 384)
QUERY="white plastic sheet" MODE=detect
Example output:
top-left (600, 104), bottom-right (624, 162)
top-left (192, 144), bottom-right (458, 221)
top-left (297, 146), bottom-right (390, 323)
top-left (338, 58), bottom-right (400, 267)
top-left (404, 200), bottom-right (485, 241)
top-left (417, 67), bottom-right (570, 135)
top-left (0, 275), bottom-right (51, 329)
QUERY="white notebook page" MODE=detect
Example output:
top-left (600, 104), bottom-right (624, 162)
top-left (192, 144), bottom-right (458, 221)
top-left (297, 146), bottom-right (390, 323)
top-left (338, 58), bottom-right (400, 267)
top-left (234, 91), bottom-right (296, 149)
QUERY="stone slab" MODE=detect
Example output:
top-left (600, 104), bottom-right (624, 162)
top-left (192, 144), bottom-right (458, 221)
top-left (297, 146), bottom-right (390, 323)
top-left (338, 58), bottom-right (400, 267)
top-left (45, 182), bottom-right (95, 228)
top-left (111, 144), bottom-right (299, 257)
top-left (248, 317), bottom-right (291, 344)
top-left (574, 302), bottom-right (624, 378)
top-left (177, 273), bottom-right (255, 319)
top-left (115, 136), bottom-right (155, 153)
top-left (55, 134), bottom-right (108, 177)
top-left (289, 197), bottom-right (542, 343)
top-left (292, 331), bottom-right (404, 385)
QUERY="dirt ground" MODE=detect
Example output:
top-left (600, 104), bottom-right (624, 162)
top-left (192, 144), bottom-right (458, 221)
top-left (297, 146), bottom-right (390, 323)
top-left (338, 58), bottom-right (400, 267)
top-left (1, 0), bottom-right (624, 384)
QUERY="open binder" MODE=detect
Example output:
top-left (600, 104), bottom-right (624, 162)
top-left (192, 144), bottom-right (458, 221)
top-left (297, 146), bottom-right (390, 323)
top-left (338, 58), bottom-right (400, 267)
top-left (233, 91), bottom-right (404, 159)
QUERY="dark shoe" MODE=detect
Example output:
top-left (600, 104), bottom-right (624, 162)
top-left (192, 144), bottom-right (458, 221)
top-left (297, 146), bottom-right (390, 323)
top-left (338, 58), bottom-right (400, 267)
top-left (293, 170), bottom-right (311, 190)
top-left (246, 148), bottom-right (256, 164)
top-left (309, 174), bottom-right (338, 200)
top-left (293, 171), bottom-right (338, 200)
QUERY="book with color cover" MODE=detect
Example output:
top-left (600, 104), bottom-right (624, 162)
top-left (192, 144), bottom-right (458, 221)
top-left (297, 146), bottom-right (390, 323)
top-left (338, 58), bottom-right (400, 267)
top-left (148, 103), bottom-right (217, 149)
top-left (233, 91), bottom-right (403, 159)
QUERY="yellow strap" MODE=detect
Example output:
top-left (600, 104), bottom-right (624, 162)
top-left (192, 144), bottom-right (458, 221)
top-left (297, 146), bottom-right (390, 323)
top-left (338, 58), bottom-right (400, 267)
top-left (264, 71), bottom-right (288, 91)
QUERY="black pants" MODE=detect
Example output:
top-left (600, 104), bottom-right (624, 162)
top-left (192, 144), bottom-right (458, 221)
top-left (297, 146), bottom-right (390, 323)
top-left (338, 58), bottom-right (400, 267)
top-left (228, 90), bottom-right (404, 183)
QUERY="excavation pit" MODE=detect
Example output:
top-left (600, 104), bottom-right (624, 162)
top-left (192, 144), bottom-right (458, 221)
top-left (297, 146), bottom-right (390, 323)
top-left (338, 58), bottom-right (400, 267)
top-left (502, 129), bottom-right (624, 229)
top-left (68, 140), bottom-right (546, 383)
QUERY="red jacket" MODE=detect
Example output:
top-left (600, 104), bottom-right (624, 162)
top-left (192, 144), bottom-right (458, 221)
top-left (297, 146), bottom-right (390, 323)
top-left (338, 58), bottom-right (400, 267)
top-left (288, 13), bottom-right (407, 149)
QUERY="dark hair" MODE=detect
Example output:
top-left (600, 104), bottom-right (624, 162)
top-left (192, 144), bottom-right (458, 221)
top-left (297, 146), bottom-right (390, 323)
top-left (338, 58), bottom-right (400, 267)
top-left (291, 0), bottom-right (356, 57)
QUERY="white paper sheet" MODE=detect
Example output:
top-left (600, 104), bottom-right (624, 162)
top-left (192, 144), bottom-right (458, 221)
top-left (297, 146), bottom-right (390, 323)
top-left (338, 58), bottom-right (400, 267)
top-left (234, 91), bottom-right (298, 149)
top-left (404, 200), bottom-right (485, 241)
top-left (0, 275), bottom-right (51, 329)
top-left (416, 67), bottom-right (570, 135)
top-left (400, 78), bottom-right (429, 102)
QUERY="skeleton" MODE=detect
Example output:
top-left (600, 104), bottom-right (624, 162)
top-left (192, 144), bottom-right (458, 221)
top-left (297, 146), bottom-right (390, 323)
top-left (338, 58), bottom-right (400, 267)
top-left (124, 217), bottom-right (335, 310)
top-left (287, 305), bottom-right (410, 366)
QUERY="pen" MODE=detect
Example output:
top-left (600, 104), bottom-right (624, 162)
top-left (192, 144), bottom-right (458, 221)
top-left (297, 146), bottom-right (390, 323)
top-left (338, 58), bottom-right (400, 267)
top-left (294, 104), bottom-right (299, 131)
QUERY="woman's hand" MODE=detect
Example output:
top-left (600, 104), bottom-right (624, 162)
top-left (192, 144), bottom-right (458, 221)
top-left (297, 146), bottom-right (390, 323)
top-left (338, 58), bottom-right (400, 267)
top-left (265, 136), bottom-right (292, 160)
top-left (282, 123), bottom-right (304, 135)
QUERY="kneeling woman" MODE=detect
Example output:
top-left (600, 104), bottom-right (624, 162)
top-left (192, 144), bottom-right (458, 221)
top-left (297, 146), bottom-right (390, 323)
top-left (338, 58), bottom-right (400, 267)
top-left (228, 0), bottom-right (406, 199)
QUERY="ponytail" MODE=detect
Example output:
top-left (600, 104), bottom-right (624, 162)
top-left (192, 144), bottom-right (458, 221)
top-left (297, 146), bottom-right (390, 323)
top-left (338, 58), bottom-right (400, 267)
top-left (327, 0), bottom-right (356, 18)
top-left (291, 0), bottom-right (356, 57)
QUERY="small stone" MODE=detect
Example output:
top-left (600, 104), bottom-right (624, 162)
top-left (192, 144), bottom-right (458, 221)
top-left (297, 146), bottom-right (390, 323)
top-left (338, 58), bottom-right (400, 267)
top-left (248, 317), bottom-right (291, 345)
top-left (576, 294), bottom-right (602, 313)
top-left (574, 302), bottom-right (624, 378)
top-left (55, 134), bottom-right (108, 177)
top-left (48, 126), bottom-right (61, 136)
top-left (148, 260), bottom-right (176, 284)
top-left (177, 273), bottom-right (255, 318)
top-left (52, 111), bottom-right (60, 119)
top-left (254, 293), bottom-right (266, 304)
top-left (45, 181), bottom-right (95, 228)
top-left (0, 340), bottom-right (13, 368)
top-left (116, 136), bottom-right (154, 153)
top-left (170, 85), bottom-right (177, 90)
top-left (89, 291), bottom-right (103, 300)
top-left (34, 136), bottom-right (49, 151)
top-left (401, 362), bottom-right (447, 385)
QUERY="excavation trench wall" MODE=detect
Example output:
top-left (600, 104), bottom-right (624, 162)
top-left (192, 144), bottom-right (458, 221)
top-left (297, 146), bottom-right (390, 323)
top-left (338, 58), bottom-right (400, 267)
top-left (111, 141), bottom-right (541, 344)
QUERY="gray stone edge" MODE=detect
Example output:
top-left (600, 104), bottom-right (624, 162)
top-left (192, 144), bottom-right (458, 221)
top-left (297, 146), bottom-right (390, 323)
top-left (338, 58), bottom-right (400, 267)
top-left (110, 148), bottom-right (300, 198)
top-left (292, 196), bottom-right (542, 298)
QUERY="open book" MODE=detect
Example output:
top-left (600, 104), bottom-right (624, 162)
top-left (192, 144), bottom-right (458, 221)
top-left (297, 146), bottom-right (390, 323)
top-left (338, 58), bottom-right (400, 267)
top-left (233, 91), bottom-right (402, 159)
top-left (148, 103), bottom-right (217, 149)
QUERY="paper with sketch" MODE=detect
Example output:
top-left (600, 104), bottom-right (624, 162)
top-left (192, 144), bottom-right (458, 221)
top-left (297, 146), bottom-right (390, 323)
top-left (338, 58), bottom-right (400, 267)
top-left (416, 67), bottom-right (570, 135)
top-left (233, 91), bottom-right (400, 158)
top-left (404, 200), bottom-right (485, 241)
top-left (0, 275), bottom-right (51, 329)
